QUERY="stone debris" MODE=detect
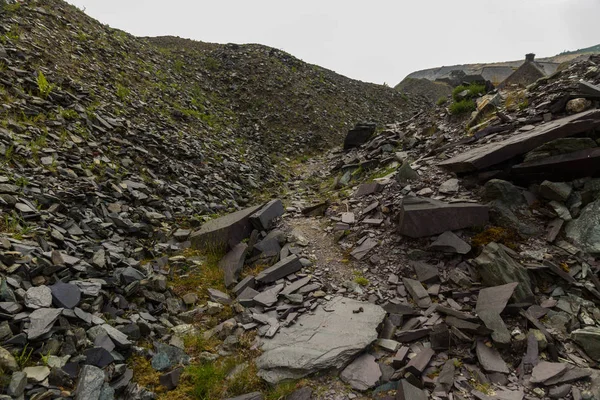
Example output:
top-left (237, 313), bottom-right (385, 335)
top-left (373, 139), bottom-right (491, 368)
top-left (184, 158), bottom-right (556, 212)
top-left (340, 353), bottom-right (382, 391)
top-left (398, 197), bottom-right (489, 237)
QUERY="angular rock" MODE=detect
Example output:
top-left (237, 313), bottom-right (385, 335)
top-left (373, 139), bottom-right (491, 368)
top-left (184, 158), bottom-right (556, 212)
top-left (23, 365), bottom-right (50, 382)
top-left (405, 347), bottom-right (435, 376)
top-left (159, 367), bottom-right (183, 391)
top-left (396, 379), bottom-right (427, 400)
top-left (344, 122), bottom-right (376, 150)
top-left (0, 347), bottom-right (18, 371)
top-left (256, 255), bottom-right (302, 283)
top-left (151, 342), bottom-right (190, 371)
top-left (398, 197), bottom-right (488, 238)
top-left (438, 110), bottom-right (600, 172)
top-left (75, 365), bottom-right (105, 400)
top-left (410, 261), bottom-right (439, 284)
top-left (402, 278), bottom-right (431, 308)
top-left (25, 285), bottom-right (52, 309)
top-left (219, 243), bottom-right (249, 288)
top-left (340, 353), bottom-right (381, 391)
top-left (429, 231), bottom-right (471, 254)
top-left (355, 182), bottom-right (383, 198)
top-left (476, 340), bottom-right (509, 374)
top-left (476, 283), bottom-right (518, 345)
top-left (250, 199), bottom-right (284, 231)
top-left (28, 307), bottom-right (62, 340)
top-left (539, 181), bottom-right (572, 202)
top-left (190, 204), bottom-right (263, 252)
top-left (439, 178), bottom-right (459, 194)
top-left (482, 179), bottom-right (527, 210)
top-left (208, 288), bottom-right (232, 305)
top-left (256, 297), bottom-right (385, 384)
top-left (83, 347), bottom-right (114, 368)
top-left (281, 276), bottom-right (311, 296)
top-left (50, 281), bottom-right (81, 309)
top-left (253, 284), bottom-right (284, 307)
top-left (473, 242), bottom-right (533, 303)
top-left (350, 238), bottom-right (378, 260)
top-left (566, 199), bottom-right (600, 254)
top-left (530, 361), bottom-right (567, 384)
top-left (514, 147), bottom-right (600, 181)
top-left (572, 327), bottom-right (600, 361)
top-left (238, 287), bottom-right (259, 307)
top-left (7, 371), bottom-right (26, 397)
top-left (233, 276), bottom-right (256, 295)
top-left (395, 328), bottom-right (431, 343)
top-left (286, 387), bottom-right (313, 400)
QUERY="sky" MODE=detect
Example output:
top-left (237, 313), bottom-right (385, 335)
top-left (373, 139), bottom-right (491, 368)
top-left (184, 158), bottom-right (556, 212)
top-left (65, 0), bottom-right (600, 85)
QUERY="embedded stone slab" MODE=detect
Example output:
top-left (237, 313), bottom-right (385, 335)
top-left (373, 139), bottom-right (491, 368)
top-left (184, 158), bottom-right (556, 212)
top-left (190, 204), bottom-right (263, 252)
top-left (340, 353), bottom-right (381, 391)
top-left (438, 110), bottom-right (600, 173)
top-left (219, 243), bottom-right (249, 288)
top-left (256, 255), bottom-right (302, 283)
top-left (250, 199), bottom-right (284, 231)
top-left (476, 283), bottom-right (518, 345)
top-left (398, 197), bottom-right (488, 238)
top-left (513, 148), bottom-right (600, 182)
top-left (256, 297), bottom-right (386, 384)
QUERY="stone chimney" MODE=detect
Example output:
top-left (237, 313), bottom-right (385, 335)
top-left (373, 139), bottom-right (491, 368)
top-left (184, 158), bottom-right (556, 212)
top-left (526, 53), bottom-right (536, 62)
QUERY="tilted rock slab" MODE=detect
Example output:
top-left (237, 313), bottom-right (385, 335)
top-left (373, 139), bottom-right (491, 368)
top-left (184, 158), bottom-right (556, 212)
top-left (190, 204), bottom-right (263, 252)
top-left (256, 297), bottom-right (385, 384)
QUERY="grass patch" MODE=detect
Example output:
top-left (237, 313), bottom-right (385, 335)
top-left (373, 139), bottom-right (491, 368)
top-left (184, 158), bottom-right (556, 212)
top-left (449, 99), bottom-right (476, 115)
top-left (169, 249), bottom-right (227, 300)
top-left (471, 226), bottom-right (518, 250)
top-left (60, 108), bottom-right (79, 120)
top-left (436, 96), bottom-right (448, 106)
top-left (452, 83), bottom-right (486, 102)
top-left (37, 71), bottom-right (54, 99)
top-left (116, 83), bottom-right (130, 102)
top-left (353, 270), bottom-right (369, 286)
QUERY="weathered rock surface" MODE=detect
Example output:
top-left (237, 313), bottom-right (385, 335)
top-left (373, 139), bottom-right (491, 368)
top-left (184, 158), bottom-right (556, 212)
top-left (566, 199), bottom-right (600, 254)
top-left (340, 353), bottom-right (381, 391)
top-left (256, 297), bottom-right (385, 384)
top-left (572, 327), bottom-right (600, 360)
top-left (474, 243), bottom-right (533, 303)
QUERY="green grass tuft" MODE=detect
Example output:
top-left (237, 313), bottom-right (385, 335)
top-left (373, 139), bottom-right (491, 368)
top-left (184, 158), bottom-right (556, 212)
top-left (449, 99), bottom-right (476, 115)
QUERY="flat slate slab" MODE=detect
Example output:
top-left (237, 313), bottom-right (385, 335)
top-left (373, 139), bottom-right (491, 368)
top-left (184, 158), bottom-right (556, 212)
top-left (438, 110), bottom-right (600, 172)
top-left (340, 353), bottom-right (381, 391)
top-left (429, 231), bottom-right (472, 254)
top-left (256, 255), bottom-right (302, 283)
top-left (476, 340), bottom-right (509, 374)
top-left (190, 204), bottom-right (263, 252)
top-left (219, 243), bottom-right (249, 288)
top-left (398, 197), bottom-right (488, 238)
top-left (256, 297), bottom-right (386, 384)
top-left (250, 199), bottom-right (284, 231)
top-left (513, 148), bottom-right (600, 181)
top-left (476, 283), bottom-right (518, 345)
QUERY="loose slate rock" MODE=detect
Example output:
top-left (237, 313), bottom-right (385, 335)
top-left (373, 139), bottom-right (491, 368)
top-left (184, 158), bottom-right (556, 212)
top-left (340, 353), bottom-right (381, 391)
top-left (344, 122), bottom-right (376, 150)
top-left (208, 288), bottom-right (232, 305)
top-left (438, 110), bottom-right (600, 172)
top-left (25, 286), bottom-right (53, 309)
top-left (572, 327), bottom-right (600, 361)
top-left (402, 278), bottom-right (431, 308)
top-left (539, 181), bottom-right (572, 202)
top-left (257, 297), bottom-right (385, 384)
top-left (429, 231), bottom-right (471, 254)
top-left (190, 204), bottom-right (263, 252)
top-left (256, 255), bottom-right (302, 283)
top-left (286, 387), bottom-right (313, 400)
top-left (28, 308), bottom-right (62, 340)
top-left (476, 340), bottom-right (509, 374)
top-left (159, 367), bottom-right (183, 391)
top-left (225, 392), bottom-right (264, 400)
top-left (396, 379), bottom-right (428, 400)
top-left (476, 283), bottom-right (518, 345)
top-left (530, 361), bottom-right (567, 384)
top-left (74, 365), bottom-right (105, 400)
top-left (398, 197), bottom-right (488, 238)
top-left (50, 281), bottom-right (81, 309)
top-left (219, 243), bottom-right (249, 288)
top-left (350, 238), bottom-right (378, 260)
top-left (250, 199), bottom-right (284, 231)
top-left (474, 242), bottom-right (533, 303)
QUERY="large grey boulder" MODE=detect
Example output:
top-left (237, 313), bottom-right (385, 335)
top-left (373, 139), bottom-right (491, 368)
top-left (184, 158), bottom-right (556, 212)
top-left (256, 297), bottom-right (385, 384)
top-left (250, 199), bottom-right (284, 231)
top-left (566, 199), bottom-right (600, 254)
top-left (572, 327), bottom-right (600, 361)
top-left (190, 204), bottom-right (263, 252)
top-left (343, 122), bottom-right (376, 150)
top-left (473, 243), bottom-right (533, 303)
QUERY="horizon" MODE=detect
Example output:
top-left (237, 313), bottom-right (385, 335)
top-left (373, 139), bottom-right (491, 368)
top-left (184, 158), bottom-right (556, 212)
top-left (66, 0), bottom-right (600, 85)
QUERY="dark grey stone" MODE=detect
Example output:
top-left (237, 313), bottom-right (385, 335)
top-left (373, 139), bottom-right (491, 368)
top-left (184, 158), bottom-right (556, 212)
top-left (429, 231), bottom-right (471, 254)
top-left (340, 353), bottom-right (381, 391)
top-left (75, 365), bottom-right (105, 400)
top-left (27, 308), bottom-right (62, 340)
top-left (286, 387), bottom-right (313, 400)
top-left (250, 199), bottom-right (284, 231)
top-left (151, 342), bottom-right (190, 371)
top-left (395, 379), bottom-right (427, 400)
top-left (84, 347), bottom-right (114, 368)
top-left (476, 340), bottom-right (509, 374)
top-left (219, 243), bottom-right (249, 288)
top-left (476, 283), bottom-right (518, 345)
top-left (159, 367), bottom-right (183, 390)
top-left (398, 197), bottom-right (488, 238)
top-left (50, 281), bottom-right (81, 309)
top-left (256, 255), bottom-right (302, 283)
top-left (190, 204), bottom-right (263, 252)
top-left (343, 122), bottom-right (376, 150)
top-left (402, 278), bottom-right (431, 308)
top-left (7, 371), bottom-right (26, 397)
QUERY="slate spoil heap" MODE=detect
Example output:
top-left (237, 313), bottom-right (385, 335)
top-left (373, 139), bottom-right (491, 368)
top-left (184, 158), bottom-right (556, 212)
top-left (3, 1), bottom-right (600, 400)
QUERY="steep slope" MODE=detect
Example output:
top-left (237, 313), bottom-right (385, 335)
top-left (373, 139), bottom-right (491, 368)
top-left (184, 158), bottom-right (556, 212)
top-left (0, 0), bottom-right (419, 220)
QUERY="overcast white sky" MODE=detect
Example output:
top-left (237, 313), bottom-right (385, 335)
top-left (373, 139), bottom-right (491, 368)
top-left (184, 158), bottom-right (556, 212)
top-left (66, 0), bottom-right (600, 85)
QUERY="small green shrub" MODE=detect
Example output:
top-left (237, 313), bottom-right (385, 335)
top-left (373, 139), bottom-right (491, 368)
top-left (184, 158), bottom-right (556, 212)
top-left (437, 96), bottom-right (448, 106)
top-left (60, 108), bottom-right (79, 120)
top-left (204, 56), bottom-right (221, 71)
top-left (452, 83), bottom-right (486, 102)
top-left (37, 71), bottom-right (54, 98)
top-left (449, 99), bottom-right (476, 115)
top-left (116, 83), bottom-right (130, 102)
top-left (2, 1), bottom-right (21, 12)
